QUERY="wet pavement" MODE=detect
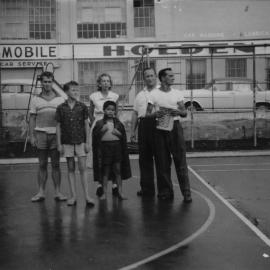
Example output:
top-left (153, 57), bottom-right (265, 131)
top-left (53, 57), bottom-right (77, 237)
top-left (0, 156), bottom-right (270, 270)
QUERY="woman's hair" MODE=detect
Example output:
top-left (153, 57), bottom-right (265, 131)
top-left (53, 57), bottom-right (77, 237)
top-left (96, 73), bottom-right (113, 91)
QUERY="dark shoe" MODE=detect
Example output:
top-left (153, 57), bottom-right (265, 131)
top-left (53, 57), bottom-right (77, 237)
top-left (183, 193), bottom-right (192, 203)
top-left (54, 194), bottom-right (67, 202)
top-left (86, 199), bottom-right (95, 207)
top-left (137, 190), bottom-right (155, 198)
top-left (67, 199), bottom-right (77, 206)
top-left (31, 194), bottom-right (45, 202)
top-left (96, 186), bottom-right (104, 197)
top-left (158, 193), bottom-right (174, 201)
top-left (112, 186), bottom-right (119, 197)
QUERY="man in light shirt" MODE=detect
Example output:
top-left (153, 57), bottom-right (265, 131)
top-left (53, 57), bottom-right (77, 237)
top-left (146, 68), bottom-right (192, 203)
top-left (29, 71), bottom-right (67, 202)
top-left (130, 67), bottom-right (158, 198)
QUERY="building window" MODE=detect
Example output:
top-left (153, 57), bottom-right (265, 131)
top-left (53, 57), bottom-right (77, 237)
top-left (78, 61), bottom-right (128, 105)
top-left (0, 0), bottom-right (56, 40)
top-left (226, 58), bottom-right (247, 78)
top-left (134, 0), bottom-right (155, 37)
top-left (186, 59), bottom-right (206, 89)
top-left (135, 60), bottom-right (156, 94)
top-left (77, 0), bottom-right (127, 39)
top-left (266, 58), bottom-right (270, 90)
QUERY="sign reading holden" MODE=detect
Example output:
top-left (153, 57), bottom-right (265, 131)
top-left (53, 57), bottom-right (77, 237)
top-left (0, 45), bottom-right (57, 59)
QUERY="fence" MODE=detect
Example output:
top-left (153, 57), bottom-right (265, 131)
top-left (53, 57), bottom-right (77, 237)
top-left (1, 43), bottom-right (270, 152)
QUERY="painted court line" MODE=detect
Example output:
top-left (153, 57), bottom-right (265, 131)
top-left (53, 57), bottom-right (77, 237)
top-left (188, 166), bottom-right (270, 247)
top-left (196, 168), bottom-right (270, 172)
top-left (191, 162), bottom-right (270, 167)
top-left (119, 189), bottom-right (216, 270)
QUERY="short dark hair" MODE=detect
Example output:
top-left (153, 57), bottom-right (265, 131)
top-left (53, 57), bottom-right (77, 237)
top-left (143, 67), bottom-right (156, 79)
top-left (103, 100), bottom-right (116, 111)
top-left (40, 71), bottom-right (54, 81)
top-left (158, 68), bottom-right (172, 82)
top-left (96, 73), bottom-right (113, 91)
top-left (63, 81), bottom-right (79, 92)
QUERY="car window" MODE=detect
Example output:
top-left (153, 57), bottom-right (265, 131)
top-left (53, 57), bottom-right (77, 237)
top-left (213, 81), bottom-right (231, 91)
top-left (233, 83), bottom-right (251, 92)
top-left (1, 84), bottom-right (19, 93)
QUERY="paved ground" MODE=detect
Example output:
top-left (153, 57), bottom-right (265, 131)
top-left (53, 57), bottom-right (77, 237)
top-left (0, 154), bottom-right (270, 270)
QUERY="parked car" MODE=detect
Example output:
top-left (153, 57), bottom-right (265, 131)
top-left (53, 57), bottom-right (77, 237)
top-left (1, 78), bottom-right (67, 110)
top-left (182, 78), bottom-right (270, 111)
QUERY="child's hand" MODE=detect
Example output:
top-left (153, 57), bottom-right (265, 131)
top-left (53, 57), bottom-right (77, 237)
top-left (84, 143), bottom-right (90, 153)
top-left (101, 124), bottom-right (109, 132)
top-left (112, 128), bottom-right (122, 137)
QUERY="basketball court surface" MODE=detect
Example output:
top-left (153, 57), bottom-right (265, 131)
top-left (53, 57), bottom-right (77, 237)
top-left (0, 152), bottom-right (270, 269)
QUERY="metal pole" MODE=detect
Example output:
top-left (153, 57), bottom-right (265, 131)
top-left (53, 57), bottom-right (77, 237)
top-left (0, 62), bottom-right (2, 130)
top-left (210, 48), bottom-right (214, 109)
top-left (189, 49), bottom-right (194, 149)
top-left (146, 47), bottom-right (150, 68)
top-left (252, 46), bottom-right (257, 147)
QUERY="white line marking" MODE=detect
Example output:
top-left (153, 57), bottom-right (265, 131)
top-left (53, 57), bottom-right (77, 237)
top-left (188, 166), bottom-right (270, 247)
top-left (196, 168), bottom-right (270, 172)
top-left (191, 162), bottom-right (270, 167)
top-left (119, 189), bottom-right (215, 270)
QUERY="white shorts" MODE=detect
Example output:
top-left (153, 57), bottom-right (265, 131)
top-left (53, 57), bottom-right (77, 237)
top-left (63, 143), bottom-right (86, 158)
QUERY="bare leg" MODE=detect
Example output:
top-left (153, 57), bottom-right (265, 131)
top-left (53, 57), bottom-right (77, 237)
top-left (113, 162), bottom-right (126, 200)
top-left (50, 149), bottom-right (66, 200)
top-left (31, 149), bottom-right (48, 202)
top-left (66, 157), bottom-right (77, 205)
top-left (78, 156), bottom-right (94, 205)
top-left (101, 165), bottom-right (110, 200)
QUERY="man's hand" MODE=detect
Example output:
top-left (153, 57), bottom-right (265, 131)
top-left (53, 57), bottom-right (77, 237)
top-left (130, 132), bottom-right (137, 143)
top-left (170, 109), bottom-right (180, 117)
top-left (30, 136), bottom-right (37, 147)
top-left (155, 110), bottom-right (166, 118)
top-left (57, 144), bottom-right (64, 156)
top-left (84, 143), bottom-right (90, 153)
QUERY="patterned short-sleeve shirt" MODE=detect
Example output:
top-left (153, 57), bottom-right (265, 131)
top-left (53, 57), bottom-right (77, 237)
top-left (55, 100), bottom-right (89, 144)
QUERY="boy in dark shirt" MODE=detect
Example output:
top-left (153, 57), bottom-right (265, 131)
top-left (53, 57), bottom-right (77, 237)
top-left (56, 81), bottom-right (95, 206)
top-left (92, 100), bottom-right (131, 200)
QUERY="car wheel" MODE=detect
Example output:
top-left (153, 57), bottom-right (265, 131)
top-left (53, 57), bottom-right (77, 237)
top-left (185, 102), bottom-right (201, 111)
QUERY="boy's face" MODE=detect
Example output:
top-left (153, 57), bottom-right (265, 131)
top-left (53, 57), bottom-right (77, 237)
top-left (67, 85), bottom-right (80, 100)
top-left (104, 105), bottom-right (116, 118)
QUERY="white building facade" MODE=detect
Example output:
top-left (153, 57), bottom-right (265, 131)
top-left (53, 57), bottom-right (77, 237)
top-left (1, 0), bottom-right (270, 106)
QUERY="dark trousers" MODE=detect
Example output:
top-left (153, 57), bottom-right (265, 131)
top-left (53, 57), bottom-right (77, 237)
top-left (138, 117), bottom-right (156, 195)
top-left (154, 120), bottom-right (191, 197)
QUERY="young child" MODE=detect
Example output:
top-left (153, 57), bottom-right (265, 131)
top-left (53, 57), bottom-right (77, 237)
top-left (92, 100), bottom-right (131, 200)
top-left (56, 81), bottom-right (95, 207)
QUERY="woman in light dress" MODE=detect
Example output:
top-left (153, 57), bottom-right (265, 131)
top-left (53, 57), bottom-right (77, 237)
top-left (89, 73), bottom-right (119, 197)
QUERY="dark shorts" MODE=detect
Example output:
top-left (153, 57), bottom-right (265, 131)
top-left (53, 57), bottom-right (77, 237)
top-left (101, 141), bottom-right (122, 165)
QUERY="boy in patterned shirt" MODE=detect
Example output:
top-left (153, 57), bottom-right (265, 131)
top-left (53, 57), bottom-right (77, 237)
top-left (56, 81), bottom-right (94, 207)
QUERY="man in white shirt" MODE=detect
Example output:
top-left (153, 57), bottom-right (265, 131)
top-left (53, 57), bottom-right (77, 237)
top-left (146, 68), bottom-right (192, 203)
top-left (130, 68), bottom-right (158, 198)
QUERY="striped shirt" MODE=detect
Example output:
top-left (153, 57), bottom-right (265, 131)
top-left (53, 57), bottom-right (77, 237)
top-left (30, 95), bottom-right (65, 134)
